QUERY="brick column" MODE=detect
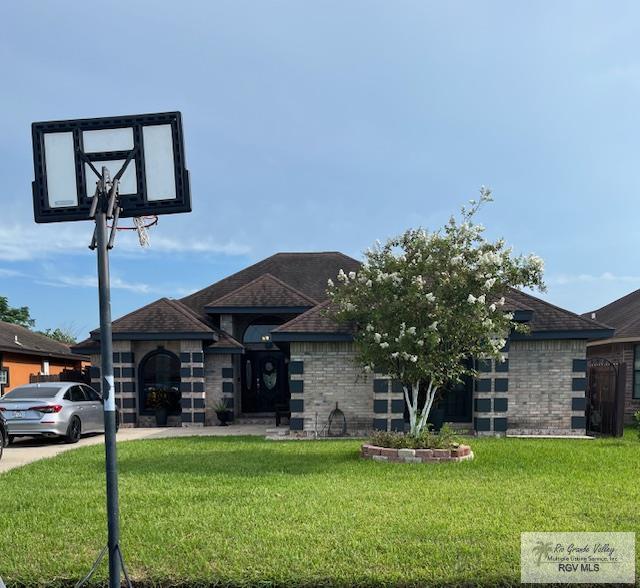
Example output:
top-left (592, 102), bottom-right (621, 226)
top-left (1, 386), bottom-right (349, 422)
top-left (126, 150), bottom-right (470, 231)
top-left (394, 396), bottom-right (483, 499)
top-left (180, 342), bottom-right (205, 426)
top-left (472, 354), bottom-right (509, 436)
top-left (289, 360), bottom-right (304, 431)
top-left (372, 376), bottom-right (405, 432)
top-left (570, 358), bottom-right (587, 432)
top-left (91, 342), bottom-right (136, 427)
top-left (114, 343), bottom-right (136, 426)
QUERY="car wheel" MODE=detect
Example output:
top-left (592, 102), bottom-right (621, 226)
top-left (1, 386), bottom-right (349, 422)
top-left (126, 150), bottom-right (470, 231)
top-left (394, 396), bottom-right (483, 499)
top-left (65, 417), bottom-right (82, 444)
top-left (7, 435), bottom-right (14, 446)
top-left (0, 437), bottom-right (3, 461)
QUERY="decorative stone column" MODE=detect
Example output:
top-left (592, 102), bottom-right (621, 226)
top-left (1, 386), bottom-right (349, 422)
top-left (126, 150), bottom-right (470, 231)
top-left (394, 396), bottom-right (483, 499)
top-left (289, 360), bottom-right (304, 431)
top-left (372, 375), bottom-right (405, 432)
top-left (472, 354), bottom-right (509, 436)
top-left (180, 341), bottom-right (205, 426)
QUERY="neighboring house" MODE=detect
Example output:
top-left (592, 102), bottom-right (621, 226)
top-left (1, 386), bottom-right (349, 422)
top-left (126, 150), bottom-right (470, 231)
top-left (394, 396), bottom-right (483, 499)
top-left (72, 252), bottom-right (612, 436)
top-left (0, 320), bottom-right (88, 394)
top-left (584, 290), bottom-right (640, 423)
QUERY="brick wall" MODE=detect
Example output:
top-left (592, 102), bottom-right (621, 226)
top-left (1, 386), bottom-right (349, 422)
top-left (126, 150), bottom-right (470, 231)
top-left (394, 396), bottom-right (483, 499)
top-left (587, 341), bottom-right (640, 423)
top-left (91, 339), bottom-right (206, 427)
top-left (204, 353), bottom-right (237, 424)
top-left (505, 339), bottom-right (587, 435)
top-left (289, 341), bottom-right (396, 436)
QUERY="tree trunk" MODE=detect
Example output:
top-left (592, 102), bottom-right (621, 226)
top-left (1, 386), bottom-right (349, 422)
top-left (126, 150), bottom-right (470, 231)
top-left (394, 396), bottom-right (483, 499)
top-left (403, 380), bottom-right (438, 436)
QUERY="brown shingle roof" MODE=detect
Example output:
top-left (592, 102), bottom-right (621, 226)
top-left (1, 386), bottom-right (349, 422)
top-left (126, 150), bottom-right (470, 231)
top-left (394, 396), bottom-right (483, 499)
top-left (206, 273), bottom-right (318, 310)
top-left (273, 289), bottom-right (611, 339)
top-left (273, 301), bottom-right (354, 335)
top-left (208, 329), bottom-right (244, 350)
top-left (181, 252), bottom-right (360, 317)
top-left (0, 321), bottom-right (87, 361)
top-left (584, 288), bottom-right (640, 339)
top-left (507, 288), bottom-right (610, 333)
top-left (89, 298), bottom-right (215, 337)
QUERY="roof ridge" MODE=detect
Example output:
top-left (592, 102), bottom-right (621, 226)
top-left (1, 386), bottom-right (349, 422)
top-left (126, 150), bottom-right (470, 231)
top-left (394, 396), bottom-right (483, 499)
top-left (207, 272), bottom-right (319, 307)
top-left (179, 255), bottom-right (277, 305)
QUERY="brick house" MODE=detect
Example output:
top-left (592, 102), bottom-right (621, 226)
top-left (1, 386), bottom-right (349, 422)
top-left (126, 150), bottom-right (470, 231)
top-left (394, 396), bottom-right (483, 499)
top-left (584, 290), bottom-right (640, 423)
top-left (73, 252), bottom-right (612, 435)
top-left (0, 320), bottom-right (88, 394)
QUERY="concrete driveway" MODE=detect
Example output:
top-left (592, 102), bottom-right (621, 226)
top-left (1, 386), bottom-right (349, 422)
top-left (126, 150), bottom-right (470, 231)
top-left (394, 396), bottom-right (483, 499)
top-left (0, 424), bottom-right (269, 474)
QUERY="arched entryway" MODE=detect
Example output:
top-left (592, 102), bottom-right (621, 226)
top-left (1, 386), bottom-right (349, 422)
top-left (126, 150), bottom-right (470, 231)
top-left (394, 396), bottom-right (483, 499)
top-left (138, 349), bottom-right (181, 417)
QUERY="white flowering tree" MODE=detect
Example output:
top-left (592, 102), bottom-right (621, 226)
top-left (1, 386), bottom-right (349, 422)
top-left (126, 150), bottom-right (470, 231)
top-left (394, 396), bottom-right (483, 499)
top-left (328, 188), bottom-right (545, 436)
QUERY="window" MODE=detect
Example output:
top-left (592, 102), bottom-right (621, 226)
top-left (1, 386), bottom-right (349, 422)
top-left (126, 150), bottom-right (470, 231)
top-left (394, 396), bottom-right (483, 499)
top-left (634, 345), bottom-right (640, 399)
top-left (0, 367), bottom-right (8, 391)
top-left (242, 316), bottom-right (285, 344)
top-left (3, 386), bottom-right (59, 399)
top-left (67, 386), bottom-right (86, 403)
top-left (83, 386), bottom-right (101, 402)
top-left (139, 350), bottom-right (181, 414)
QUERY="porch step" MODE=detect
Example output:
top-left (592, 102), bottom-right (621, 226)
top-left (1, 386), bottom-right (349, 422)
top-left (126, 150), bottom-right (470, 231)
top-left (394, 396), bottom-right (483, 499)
top-left (265, 427), bottom-right (289, 437)
top-left (235, 415), bottom-right (275, 425)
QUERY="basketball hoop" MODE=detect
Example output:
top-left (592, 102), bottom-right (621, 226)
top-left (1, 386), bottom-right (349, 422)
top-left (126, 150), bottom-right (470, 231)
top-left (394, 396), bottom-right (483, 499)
top-left (108, 215), bottom-right (158, 247)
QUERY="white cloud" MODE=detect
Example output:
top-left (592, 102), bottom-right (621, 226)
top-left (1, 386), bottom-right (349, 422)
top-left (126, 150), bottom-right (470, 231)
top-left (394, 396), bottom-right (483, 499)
top-left (548, 272), bottom-right (640, 286)
top-left (0, 267), bottom-right (27, 278)
top-left (35, 273), bottom-right (156, 294)
top-left (0, 224), bottom-right (250, 261)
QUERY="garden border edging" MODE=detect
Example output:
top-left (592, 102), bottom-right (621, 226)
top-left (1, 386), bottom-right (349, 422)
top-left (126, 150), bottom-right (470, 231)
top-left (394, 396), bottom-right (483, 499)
top-left (361, 444), bottom-right (474, 463)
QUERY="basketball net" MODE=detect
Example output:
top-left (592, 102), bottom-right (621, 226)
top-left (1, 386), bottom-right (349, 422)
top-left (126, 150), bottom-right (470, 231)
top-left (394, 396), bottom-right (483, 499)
top-left (133, 217), bottom-right (150, 247)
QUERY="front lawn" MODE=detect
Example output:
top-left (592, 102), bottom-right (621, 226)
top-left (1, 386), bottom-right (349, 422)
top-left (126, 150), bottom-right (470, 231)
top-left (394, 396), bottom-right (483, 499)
top-left (1, 432), bottom-right (639, 586)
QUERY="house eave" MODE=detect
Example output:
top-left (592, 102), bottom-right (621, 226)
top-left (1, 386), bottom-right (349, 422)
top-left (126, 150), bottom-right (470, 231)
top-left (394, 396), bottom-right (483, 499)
top-left (270, 332), bottom-right (354, 342)
top-left (90, 332), bottom-right (216, 341)
top-left (510, 328), bottom-right (614, 341)
top-left (204, 347), bottom-right (244, 355)
top-left (586, 335), bottom-right (640, 347)
top-left (205, 306), bottom-right (313, 314)
top-left (0, 345), bottom-right (89, 362)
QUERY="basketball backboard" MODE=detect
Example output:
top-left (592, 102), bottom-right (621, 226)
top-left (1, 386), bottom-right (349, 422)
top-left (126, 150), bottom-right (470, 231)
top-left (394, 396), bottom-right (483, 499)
top-left (32, 111), bottom-right (190, 223)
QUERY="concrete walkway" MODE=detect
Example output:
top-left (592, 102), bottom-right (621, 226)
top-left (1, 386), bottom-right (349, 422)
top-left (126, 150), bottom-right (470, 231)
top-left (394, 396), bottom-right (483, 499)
top-left (0, 424), bottom-right (269, 474)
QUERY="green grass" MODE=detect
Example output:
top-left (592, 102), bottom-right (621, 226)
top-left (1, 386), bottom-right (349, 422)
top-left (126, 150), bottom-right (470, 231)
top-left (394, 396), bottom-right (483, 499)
top-left (1, 432), bottom-right (639, 587)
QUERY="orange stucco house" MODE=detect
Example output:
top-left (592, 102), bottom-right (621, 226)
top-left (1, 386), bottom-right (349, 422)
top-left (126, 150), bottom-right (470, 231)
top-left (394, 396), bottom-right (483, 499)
top-left (0, 320), bottom-right (88, 394)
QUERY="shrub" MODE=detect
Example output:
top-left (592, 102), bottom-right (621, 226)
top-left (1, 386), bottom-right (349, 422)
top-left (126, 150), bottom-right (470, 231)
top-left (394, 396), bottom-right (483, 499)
top-left (634, 411), bottom-right (640, 440)
top-left (369, 423), bottom-right (460, 450)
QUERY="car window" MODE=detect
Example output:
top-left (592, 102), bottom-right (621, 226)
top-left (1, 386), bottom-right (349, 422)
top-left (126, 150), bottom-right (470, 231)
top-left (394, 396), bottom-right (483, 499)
top-left (68, 386), bottom-right (86, 402)
top-left (2, 386), bottom-right (60, 399)
top-left (83, 386), bottom-right (101, 402)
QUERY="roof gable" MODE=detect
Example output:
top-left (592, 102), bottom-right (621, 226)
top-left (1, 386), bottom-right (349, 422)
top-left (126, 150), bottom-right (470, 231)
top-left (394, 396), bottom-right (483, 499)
top-left (90, 298), bottom-right (215, 338)
top-left (206, 273), bottom-right (318, 312)
top-left (181, 252), bottom-right (360, 317)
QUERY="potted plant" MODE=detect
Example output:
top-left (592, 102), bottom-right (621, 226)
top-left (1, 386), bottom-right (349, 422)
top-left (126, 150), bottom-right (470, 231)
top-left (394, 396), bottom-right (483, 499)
top-left (147, 388), bottom-right (171, 427)
top-left (213, 400), bottom-right (233, 426)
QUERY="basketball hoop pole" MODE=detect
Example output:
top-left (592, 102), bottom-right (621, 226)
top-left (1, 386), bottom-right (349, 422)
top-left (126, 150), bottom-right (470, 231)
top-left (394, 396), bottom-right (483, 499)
top-left (77, 165), bottom-right (132, 588)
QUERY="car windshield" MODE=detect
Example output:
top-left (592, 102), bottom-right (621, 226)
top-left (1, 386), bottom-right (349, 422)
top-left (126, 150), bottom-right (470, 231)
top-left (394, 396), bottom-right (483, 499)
top-left (1, 386), bottom-right (61, 400)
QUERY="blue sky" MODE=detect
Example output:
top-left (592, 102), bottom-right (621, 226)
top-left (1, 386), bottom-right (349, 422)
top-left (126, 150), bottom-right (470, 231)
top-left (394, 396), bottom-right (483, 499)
top-left (1, 1), bottom-right (640, 339)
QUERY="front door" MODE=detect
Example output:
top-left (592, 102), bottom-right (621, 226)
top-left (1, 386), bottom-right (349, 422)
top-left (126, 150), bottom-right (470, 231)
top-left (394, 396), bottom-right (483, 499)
top-left (242, 351), bottom-right (288, 413)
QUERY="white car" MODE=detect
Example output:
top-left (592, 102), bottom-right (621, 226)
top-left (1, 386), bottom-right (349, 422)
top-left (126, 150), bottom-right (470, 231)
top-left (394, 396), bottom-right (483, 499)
top-left (0, 382), bottom-right (114, 444)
